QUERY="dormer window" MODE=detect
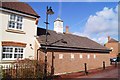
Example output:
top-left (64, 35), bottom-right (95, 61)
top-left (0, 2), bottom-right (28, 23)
top-left (8, 14), bottom-right (23, 30)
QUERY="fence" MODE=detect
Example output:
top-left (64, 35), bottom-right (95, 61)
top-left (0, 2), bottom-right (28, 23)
top-left (0, 59), bottom-right (45, 79)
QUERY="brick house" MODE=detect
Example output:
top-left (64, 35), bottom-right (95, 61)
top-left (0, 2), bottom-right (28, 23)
top-left (105, 36), bottom-right (120, 58)
top-left (36, 17), bottom-right (111, 75)
top-left (0, 2), bottom-right (40, 66)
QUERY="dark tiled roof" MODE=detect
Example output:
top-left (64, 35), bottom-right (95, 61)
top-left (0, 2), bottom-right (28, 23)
top-left (1, 2), bottom-right (40, 18)
top-left (108, 38), bottom-right (118, 43)
top-left (37, 27), bottom-right (109, 51)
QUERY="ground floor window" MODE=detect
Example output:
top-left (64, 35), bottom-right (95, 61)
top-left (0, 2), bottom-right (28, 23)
top-left (2, 46), bottom-right (24, 60)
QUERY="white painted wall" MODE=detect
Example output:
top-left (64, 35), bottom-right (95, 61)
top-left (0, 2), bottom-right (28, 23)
top-left (0, 10), bottom-right (38, 62)
top-left (0, 11), bottom-right (2, 61)
top-left (54, 18), bottom-right (63, 33)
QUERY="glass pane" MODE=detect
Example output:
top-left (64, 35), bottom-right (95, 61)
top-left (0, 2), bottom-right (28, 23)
top-left (21, 54), bottom-right (23, 58)
top-left (2, 48), bottom-right (6, 52)
top-left (21, 49), bottom-right (23, 53)
top-left (10, 54), bottom-right (12, 58)
top-left (10, 14), bottom-right (16, 20)
top-left (9, 21), bottom-right (15, 28)
top-left (15, 48), bottom-right (18, 52)
top-left (16, 23), bottom-right (22, 29)
top-left (10, 48), bottom-right (13, 52)
top-left (2, 54), bottom-right (5, 58)
top-left (14, 54), bottom-right (17, 58)
top-left (17, 16), bottom-right (23, 22)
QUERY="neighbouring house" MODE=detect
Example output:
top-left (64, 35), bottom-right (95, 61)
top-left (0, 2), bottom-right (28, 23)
top-left (0, 2), bottom-right (40, 66)
top-left (105, 36), bottom-right (120, 58)
top-left (36, 17), bottom-right (111, 75)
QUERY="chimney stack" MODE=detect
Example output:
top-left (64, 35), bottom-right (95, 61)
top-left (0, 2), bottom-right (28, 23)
top-left (108, 36), bottom-right (111, 41)
top-left (65, 26), bottom-right (69, 34)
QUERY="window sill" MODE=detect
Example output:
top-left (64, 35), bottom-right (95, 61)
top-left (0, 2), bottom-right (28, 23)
top-left (6, 29), bottom-right (26, 34)
top-left (2, 58), bottom-right (24, 61)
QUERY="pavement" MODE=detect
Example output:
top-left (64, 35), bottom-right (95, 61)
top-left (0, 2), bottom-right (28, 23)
top-left (53, 62), bottom-right (120, 80)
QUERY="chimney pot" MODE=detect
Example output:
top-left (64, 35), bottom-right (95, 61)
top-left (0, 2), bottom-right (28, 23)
top-left (66, 26), bottom-right (69, 33)
top-left (108, 36), bottom-right (111, 41)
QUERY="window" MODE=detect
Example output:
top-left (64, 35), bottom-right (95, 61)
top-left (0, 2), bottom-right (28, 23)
top-left (110, 47), bottom-right (113, 51)
top-left (71, 53), bottom-right (74, 59)
top-left (2, 46), bottom-right (24, 60)
top-left (94, 54), bottom-right (96, 59)
top-left (8, 14), bottom-right (23, 30)
top-left (59, 54), bottom-right (63, 59)
top-left (80, 54), bottom-right (82, 59)
top-left (87, 54), bottom-right (90, 59)
top-left (14, 47), bottom-right (23, 58)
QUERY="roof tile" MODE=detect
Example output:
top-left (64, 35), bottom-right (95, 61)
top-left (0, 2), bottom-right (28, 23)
top-left (1, 2), bottom-right (40, 18)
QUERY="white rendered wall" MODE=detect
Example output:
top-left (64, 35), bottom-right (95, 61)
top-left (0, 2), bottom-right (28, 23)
top-left (0, 10), bottom-right (2, 61)
top-left (0, 10), bottom-right (37, 62)
top-left (54, 20), bottom-right (63, 33)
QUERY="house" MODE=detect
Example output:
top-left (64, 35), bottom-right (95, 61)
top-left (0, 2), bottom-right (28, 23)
top-left (0, 2), bottom-right (40, 66)
top-left (36, 17), bottom-right (111, 75)
top-left (105, 36), bottom-right (120, 58)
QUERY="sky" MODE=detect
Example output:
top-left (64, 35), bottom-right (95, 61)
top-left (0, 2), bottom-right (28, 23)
top-left (21, 1), bottom-right (118, 45)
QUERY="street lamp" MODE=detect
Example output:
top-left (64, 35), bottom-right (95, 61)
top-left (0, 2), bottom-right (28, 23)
top-left (44, 6), bottom-right (54, 80)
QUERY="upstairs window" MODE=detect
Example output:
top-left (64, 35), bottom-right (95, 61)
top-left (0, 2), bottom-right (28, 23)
top-left (8, 14), bottom-right (23, 30)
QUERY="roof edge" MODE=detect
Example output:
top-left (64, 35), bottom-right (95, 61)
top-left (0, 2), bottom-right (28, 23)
top-left (1, 6), bottom-right (40, 18)
top-left (40, 44), bottom-right (111, 53)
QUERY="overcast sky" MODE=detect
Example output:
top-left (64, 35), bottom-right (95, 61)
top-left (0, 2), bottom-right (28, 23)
top-left (18, 0), bottom-right (119, 45)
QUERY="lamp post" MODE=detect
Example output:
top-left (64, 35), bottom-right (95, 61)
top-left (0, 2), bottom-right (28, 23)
top-left (44, 6), bottom-right (54, 80)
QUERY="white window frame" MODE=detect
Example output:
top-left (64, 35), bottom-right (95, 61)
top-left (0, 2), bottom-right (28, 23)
top-left (8, 14), bottom-right (24, 31)
top-left (59, 54), bottom-right (63, 59)
top-left (2, 46), bottom-right (24, 60)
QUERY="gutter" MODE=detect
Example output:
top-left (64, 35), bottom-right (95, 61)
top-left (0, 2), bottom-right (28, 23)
top-left (40, 45), bottom-right (111, 53)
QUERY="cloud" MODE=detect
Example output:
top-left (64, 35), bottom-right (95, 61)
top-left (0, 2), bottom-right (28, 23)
top-left (85, 6), bottom-right (118, 35)
top-left (73, 32), bottom-right (89, 37)
top-left (73, 5), bottom-right (118, 44)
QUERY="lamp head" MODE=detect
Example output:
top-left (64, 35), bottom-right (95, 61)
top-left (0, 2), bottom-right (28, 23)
top-left (47, 6), bottom-right (54, 15)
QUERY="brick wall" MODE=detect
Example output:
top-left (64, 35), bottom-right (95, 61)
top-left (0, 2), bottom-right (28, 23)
top-left (39, 51), bottom-right (110, 75)
top-left (105, 42), bottom-right (119, 58)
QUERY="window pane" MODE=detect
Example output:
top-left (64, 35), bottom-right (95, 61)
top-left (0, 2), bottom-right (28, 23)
top-left (9, 21), bottom-right (15, 28)
top-left (21, 49), bottom-right (23, 53)
top-left (6, 54), bottom-right (12, 58)
top-left (2, 48), bottom-right (6, 52)
top-left (16, 23), bottom-right (22, 29)
top-left (10, 54), bottom-right (12, 58)
top-left (21, 54), bottom-right (23, 58)
top-left (17, 16), bottom-right (23, 22)
top-left (14, 54), bottom-right (17, 58)
top-left (10, 14), bottom-right (16, 20)
top-left (15, 48), bottom-right (18, 52)
top-left (10, 48), bottom-right (13, 52)
top-left (2, 54), bottom-right (5, 58)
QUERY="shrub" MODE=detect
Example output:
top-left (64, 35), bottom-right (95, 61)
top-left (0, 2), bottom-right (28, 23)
top-left (2, 58), bottom-right (50, 79)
